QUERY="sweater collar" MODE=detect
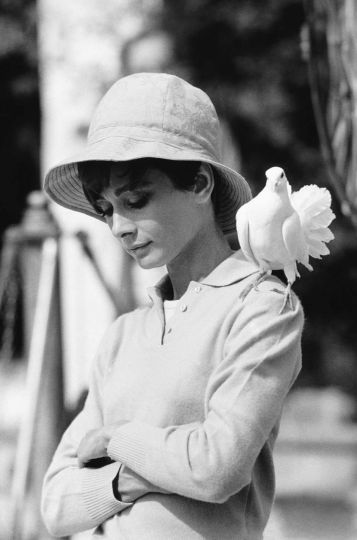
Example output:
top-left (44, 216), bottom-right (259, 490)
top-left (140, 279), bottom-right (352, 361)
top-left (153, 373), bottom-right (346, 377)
top-left (147, 250), bottom-right (259, 303)
top-left (199, 249), bottom-right (259, 287)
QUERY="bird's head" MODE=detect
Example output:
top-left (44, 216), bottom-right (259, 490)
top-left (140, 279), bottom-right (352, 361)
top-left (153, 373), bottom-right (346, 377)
top-left (265, 167), bottom-right (288, 193)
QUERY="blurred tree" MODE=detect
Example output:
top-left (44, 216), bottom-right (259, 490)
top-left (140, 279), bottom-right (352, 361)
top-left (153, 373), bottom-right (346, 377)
top-left (294, 229), bottom-right (357, 395)
top-left (163, 0), bottom-right (357, 405)
top-left (0, 0), bottom-right (40, 239)
top-left (163, 0), bottom-right (325, 191)
top-left (303, 0), bottom-right (357, 224)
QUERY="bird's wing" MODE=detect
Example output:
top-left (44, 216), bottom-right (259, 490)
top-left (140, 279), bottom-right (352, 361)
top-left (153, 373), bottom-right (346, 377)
top-left (236, 203), bottom-right (260, 266)
top-left (282, 211), bottom-right (311, 270)
top-left (291, 185), bottom-right (335, 260)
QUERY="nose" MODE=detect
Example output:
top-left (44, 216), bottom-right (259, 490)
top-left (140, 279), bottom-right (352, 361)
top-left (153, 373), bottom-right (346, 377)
top-left (110, 211), bottom-right (136, 239)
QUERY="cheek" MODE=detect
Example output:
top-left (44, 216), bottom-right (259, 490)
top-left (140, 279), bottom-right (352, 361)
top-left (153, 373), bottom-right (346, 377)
top-left (151, 214), bottom-right (191, 245)
top-left (138, 195), bottom-right (200, 246)
top-left (167, 206), bottom-right (200, 239)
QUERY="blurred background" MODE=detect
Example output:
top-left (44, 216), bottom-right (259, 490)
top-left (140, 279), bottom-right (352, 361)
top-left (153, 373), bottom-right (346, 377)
top-left (0, 1), bottom-right (357, 539)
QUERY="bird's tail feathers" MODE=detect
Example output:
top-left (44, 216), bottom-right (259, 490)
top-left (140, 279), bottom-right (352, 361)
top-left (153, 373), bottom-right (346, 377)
top-left (291, 185), bottom-right (335, 260)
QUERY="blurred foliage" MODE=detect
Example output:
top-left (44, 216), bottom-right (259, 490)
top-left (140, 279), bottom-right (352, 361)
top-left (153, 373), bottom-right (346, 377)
top-left (0, 0), bottom-right (39, 239)
top-left (303, 0), bottom-right (357, 224)
top-left (163, 0), bottom-right (323, 190)
top-left (163, 0), bottom-right (357, 404)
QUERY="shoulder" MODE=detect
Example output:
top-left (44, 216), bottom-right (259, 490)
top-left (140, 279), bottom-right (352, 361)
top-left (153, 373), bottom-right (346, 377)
top-left (108, 304), bottom-right (150, 331)
top-left (236, 273), bottom-right (305, 333)
top-left (92, 305), bottom-right (151, 371)
top-left (103, 303), bottom-right (152, 341)
top-left (245, 273), bottom-right (302, 306)
top-left (223, 275), bottom-right (304, 377)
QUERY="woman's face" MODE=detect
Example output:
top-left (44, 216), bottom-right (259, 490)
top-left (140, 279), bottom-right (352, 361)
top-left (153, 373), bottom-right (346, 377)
top-left (94, 162), bottom-right (208, 269)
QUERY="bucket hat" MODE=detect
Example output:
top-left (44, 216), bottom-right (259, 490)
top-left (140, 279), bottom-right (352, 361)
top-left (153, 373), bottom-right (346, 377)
top-left (44, 72), bottom-right (252, 234)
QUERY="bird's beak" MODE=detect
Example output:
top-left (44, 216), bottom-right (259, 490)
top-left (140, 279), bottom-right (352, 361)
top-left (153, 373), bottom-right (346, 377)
top-left (274, 172), bottom-right (285, 188)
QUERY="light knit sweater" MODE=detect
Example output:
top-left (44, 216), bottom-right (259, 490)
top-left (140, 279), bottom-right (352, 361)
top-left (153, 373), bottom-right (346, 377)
top-left (41, 250), bottom-right (304, 540)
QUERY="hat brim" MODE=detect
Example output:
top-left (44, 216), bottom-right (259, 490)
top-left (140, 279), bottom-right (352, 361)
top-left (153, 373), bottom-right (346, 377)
top-left (44, 138), bottom-right (252, 235)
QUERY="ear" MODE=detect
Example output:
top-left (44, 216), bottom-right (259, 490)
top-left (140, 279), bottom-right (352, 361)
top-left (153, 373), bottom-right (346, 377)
top-left (193, 163), bottom-right (215, 204)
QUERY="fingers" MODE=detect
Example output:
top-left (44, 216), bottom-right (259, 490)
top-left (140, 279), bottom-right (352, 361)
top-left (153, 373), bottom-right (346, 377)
top-left (78, 457), bottom-right (86, 468)
top-left (76, 428), bottom-right (108, 467)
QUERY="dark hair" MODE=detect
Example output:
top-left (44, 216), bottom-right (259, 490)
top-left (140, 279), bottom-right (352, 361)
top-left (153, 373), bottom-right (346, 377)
top-left (77, 158), bottom-right (219, 215)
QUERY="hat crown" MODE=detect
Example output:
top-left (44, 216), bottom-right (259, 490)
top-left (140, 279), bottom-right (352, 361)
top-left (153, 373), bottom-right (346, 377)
top-left (44, 72), bottom-right (252, 235)
top-left (88, 73), bottom-right (220, 161)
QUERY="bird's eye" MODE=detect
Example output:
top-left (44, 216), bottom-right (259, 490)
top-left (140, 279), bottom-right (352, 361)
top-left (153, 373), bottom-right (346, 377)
top-left (280, 171), bottom-right (284, 179)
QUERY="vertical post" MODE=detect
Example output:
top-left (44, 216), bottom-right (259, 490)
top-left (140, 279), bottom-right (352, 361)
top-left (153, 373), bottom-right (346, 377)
top-left (10, 192), bottom-right (65, 540)
top-left (20, 192), bottom-right (59, 354)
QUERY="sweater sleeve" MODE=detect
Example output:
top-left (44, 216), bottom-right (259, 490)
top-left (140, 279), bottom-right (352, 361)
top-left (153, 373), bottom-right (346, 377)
top-left (107, 286), bottom-right (304, 504)
top-left (41, 323), bottom-right (132, 538)
top-left (117, 465), bottom-right (170, 503)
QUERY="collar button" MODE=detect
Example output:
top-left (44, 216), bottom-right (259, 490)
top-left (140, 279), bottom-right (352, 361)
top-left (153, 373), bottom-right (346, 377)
top-left (180, 304), bottom-right (188, 312)
top-left (194, 286), bottom-right (201, 293)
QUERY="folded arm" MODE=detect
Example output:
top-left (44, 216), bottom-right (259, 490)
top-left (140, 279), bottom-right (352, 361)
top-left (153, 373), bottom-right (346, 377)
top-left (107, 289), bottom-right (304, 503)
top-left (41, 323), bottom-right (168, 538)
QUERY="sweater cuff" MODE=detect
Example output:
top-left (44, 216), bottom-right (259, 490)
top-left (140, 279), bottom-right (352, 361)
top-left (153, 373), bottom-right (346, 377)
top-left (81, 462), bottom-right (132, 521)
top-left (107, 422), bottom-right (164, 478)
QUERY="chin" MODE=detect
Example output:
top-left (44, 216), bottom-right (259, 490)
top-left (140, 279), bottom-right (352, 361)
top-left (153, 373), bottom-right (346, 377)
top-left (130, 244), bottom-right (173, 269)
top-left (136, 259), bottom-right (162, 270)
top-left (134, 254), bottom-right (167, 270)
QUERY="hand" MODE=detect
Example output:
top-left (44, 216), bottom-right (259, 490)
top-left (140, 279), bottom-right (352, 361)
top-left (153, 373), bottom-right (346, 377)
top-left (77, 428), bottom-right (109, 468)
top-left (77, 422), bottom-right (127, 468)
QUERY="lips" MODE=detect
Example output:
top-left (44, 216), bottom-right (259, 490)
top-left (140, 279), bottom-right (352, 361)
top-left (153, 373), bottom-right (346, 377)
top-left (128, 242), bottom-right (152, 252)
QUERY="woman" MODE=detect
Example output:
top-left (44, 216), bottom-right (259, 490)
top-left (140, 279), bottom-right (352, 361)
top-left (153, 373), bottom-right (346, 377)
top-left (41, 73), bottom-right (304, 540)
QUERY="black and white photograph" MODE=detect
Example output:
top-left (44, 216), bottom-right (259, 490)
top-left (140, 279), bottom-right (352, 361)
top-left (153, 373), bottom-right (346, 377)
top-left (0, 1), bottom-right (356, 539)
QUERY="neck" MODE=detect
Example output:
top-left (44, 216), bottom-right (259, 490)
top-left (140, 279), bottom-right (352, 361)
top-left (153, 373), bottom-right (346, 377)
top-left (167, 225), bottom-right (232, 299)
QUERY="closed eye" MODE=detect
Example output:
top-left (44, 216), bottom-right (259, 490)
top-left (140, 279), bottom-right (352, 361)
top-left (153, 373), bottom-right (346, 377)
top-left (93, 191), bottom-right (151, 217)
top-left (125, 193), bottom-right (150, 209)
top-left (94, 200), bottom-right (113, 218)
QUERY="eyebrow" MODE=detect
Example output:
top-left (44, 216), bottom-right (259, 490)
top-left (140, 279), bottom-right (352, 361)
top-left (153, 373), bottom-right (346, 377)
top-left (113, 178), bottom-right (153, 198)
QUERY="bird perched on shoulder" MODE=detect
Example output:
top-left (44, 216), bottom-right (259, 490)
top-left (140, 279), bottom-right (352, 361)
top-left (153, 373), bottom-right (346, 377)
top-left (236, 166), bottom-right (335, 312)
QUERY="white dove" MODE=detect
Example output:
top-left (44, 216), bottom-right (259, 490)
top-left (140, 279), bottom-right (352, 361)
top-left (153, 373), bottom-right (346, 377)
top-left (236, 166), bottom-right (335, 312)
